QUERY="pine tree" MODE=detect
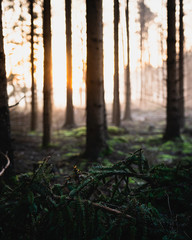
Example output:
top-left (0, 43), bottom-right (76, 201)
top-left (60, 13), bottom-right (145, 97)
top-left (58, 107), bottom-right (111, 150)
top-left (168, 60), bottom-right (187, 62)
top-left (164, 0), bottom-right (180, 140)
top-left (42, 0), bottom-right (53, 147)
top-left (85, 0), bottom-right (108, 159)
top-left (112, 0), bottom-right (120, 126)
top-left (63, 0), bottom-right (75, 128)
top-left (179, 0), bottom-right (184, 128)
top-left (123, 0), bottom-right (132, 120)
top-left (28, 0), bottom-right (38, 131)
top-left (0, 0), bottom-right (13, 174)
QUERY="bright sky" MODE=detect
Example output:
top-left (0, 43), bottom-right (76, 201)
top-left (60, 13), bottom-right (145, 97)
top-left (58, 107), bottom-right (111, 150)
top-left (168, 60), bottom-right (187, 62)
top-left (3, 0), bottom-right (192, 108)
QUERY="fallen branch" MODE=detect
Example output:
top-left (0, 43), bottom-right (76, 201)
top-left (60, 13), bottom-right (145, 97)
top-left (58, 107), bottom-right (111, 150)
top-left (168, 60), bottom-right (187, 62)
top-left (0, 153), bottom-right (10, 176)
top-left (91, 201), bottom-right (134, 220)
top-left (52, 193), bottom-right (134, 220)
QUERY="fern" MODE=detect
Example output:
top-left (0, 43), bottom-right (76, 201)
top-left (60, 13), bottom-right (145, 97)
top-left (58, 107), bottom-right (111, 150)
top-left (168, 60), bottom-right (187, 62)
top-left (0, 151), bottom-right (192, 239)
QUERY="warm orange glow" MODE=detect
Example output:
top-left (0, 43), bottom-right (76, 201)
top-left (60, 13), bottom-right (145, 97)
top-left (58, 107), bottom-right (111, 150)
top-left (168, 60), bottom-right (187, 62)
top-left (3, 0), bottom-right (192, 108)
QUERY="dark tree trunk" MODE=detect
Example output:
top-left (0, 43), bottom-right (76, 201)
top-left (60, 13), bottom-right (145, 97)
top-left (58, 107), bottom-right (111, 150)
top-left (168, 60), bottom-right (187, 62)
top-left (30, 0), bottom-right (38, 131)
top-left (64, 0), bottom-right (75, 128)
top-left (112, 0), bottom-right (120, 126)
top-left (85, 0), bottom-right (108, 160)
top-left (164, 0), bottom-right (180, 140)
top-left (42, 0), bottom-right (53, 147)
top-left (0, 0), bottom-right (13, 174)
top-left (179, 0), bottom-right (184, 128)
top-left (123, 0), bottom-right (132, 120)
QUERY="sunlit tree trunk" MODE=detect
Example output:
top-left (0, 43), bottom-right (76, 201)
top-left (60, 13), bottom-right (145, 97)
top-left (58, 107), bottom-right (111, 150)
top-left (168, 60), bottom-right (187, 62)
top-left (0, 0), bottom-right (13, 173)
top-left (179, 0), bottom-right (184, 128)
top-left (85, 0), bottom-right (108, 159)
top-left (63, 0), bottom-right (75, 128)
top-left (164, 0), bottom-right (180, 140)
top-left (123, 0), bottom-right (131, 120)
top-left (29, 0), bottom-right (38, 131)
top-left (112, 0), bottom-right (120, 126)
top-left (42, 0), bottom-right (53, 147)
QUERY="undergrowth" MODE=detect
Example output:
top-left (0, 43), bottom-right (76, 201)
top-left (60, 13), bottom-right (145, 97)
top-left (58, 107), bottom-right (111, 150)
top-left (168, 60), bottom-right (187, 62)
top-left (0, 150), bottom-right (192, 240)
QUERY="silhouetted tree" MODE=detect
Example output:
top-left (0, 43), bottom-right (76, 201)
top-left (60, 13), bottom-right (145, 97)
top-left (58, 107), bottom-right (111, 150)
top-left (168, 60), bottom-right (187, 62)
top-left (179, 0), bottom-right (184, 128)
top-left (42, 0), bottom-right (53, 147)
top-left (112, 0), bottom-right (120, 126)
top-left (123, 0), bottom-right (131, 120)
top-left (0, 0), bottom-right (13, 174)
top-left (164, 0), bottom-right (180, 140)
top-left (137, 0), bottom-right (155, 105)
top-left (28, 0), bottom-right (38, 131)
top-left (85, 0), bottom-right (108, 159)
top-left (63, 0), bottom-right (75, 128)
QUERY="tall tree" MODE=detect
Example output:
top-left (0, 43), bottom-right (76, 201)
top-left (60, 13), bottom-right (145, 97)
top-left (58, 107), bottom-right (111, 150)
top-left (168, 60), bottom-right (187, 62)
top-left (42, 0), bottom-right (53, 147)
top-left (137, 0), bottom-right (155, 105)
top-left (85, 0), bottom-right (108, 159)
top-left (179, 0), bottom-right (184, 128)
top-left (0, 0), bottom-right (13, 173)
top-left (29, 0), bottom-right (38, 131)
top-left (112, 0), bottom-right (120, 126)
top-left (123, 0), bottom-right (131, 120)
top-left (164, 0), bottom-right (180, 140)
top-left (63, 0), bottom-right (75, 128)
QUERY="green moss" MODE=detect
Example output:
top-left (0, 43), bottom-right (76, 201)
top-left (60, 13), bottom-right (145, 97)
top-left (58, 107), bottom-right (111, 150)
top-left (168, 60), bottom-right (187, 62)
top-left (72, 127), bottom-right (86, 137)
top-left (159, 141), bottom-right (175, 151)
top-left (108, 126), bottom-right (126, 135)
top-left (145, 134), bottom-right (163, 145)
top-left (28, 131), bottom-right (42, 137)
top-left (103, 158), bottom-right (113, 167)
top-left (158, 154), bottom-right (177, 162)
top-left (131, 145), bottom-right (142, 150)
top-left (182, 141), bottom-right (192, 154)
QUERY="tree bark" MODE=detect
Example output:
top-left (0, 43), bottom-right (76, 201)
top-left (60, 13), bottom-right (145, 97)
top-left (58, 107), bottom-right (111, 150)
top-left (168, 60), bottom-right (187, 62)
top-left (85, 0), bottom-right (108, 159)
top-left (64, 0), bottom-right (75, 129)
top-left (30, 0), bottom-right (38, 131)
top-left (0, 0), bottom-right (13, 173)
top-left (42, 0), bottom-right (53, 147)
top-left (112, 0), bottom-right (120, 126)
top-left (139, 0), bottom-right (144, 106)
top-left (164, 0), bottom-right (180, 140)
top-left (123, 0), bottom-right (132, 120)
top-left (179, 0), bottom-right (184, 128)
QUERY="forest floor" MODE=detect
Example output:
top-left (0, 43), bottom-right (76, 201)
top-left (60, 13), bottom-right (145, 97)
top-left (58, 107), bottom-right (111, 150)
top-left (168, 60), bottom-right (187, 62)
top-left (11, 107), bottom-right (192, 181)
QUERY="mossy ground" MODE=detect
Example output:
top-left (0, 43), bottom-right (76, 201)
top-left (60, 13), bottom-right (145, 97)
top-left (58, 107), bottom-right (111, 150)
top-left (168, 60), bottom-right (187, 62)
top-left (12, 108), bottom-right (192, 181)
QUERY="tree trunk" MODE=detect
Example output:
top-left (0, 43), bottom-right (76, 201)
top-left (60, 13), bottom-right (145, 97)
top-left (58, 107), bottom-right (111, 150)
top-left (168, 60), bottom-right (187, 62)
top-left (0, 0), bottom-right (13, 174)
top-left (164, 0), bottom-right (180, 140)
top-left (64, 0), bottom-right (75, 129)
top-left (112, 0), bottom-right (120, 126)
top-left (123, 0), bottom-right (132, 120)
top-left (42, 0), bottom-right (53, 147)
top-left (85, 0), bottom-right (108, 160)
top-left (139, 0), bottom-right (144, 106)
top-left (30, 0), bottom-right (38, 131)
top-left (179, 0), bottom-right (184, 128)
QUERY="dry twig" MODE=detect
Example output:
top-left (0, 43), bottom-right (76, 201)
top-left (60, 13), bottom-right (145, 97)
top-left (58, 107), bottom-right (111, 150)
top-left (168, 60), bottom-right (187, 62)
top-left (0, 153), bottom-right (10, 176)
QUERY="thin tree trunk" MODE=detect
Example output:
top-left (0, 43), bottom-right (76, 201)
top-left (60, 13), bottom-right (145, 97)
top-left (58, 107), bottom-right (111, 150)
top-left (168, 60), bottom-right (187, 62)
top-left (64, 0), bottom-right (75, 128)
top-left (42, 0), bottom-right (53, 147)
top-left (123, 0), bottom-right (131, 120)
top-left (179, 0), bottom-right (184, 128)
top-left (164, 0), bottom-right (180, 140)
top-left (112, 0), bottom-right (120, 126)
top-left (139, 0), bottom-right (144, 106)
top-left (30, 0), bottom-right (38, 131)
top-left (86, 0), bottom-right (107, 159)
top-left (0, 0), bottom-right (13, 174)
